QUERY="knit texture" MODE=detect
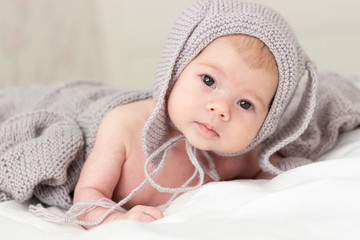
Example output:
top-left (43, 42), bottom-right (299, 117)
top-left (2, 0), bottom-right (360, 226)
top-left (0, 80), bottom-right (151, 209)
top-left (279, 72), bottom-right (360, 160)
top-left (143, 0), bottom-right (317, 175)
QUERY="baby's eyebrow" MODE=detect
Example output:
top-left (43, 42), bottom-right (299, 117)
top-left (198, 62), bottom-right (223, 74)
top-left (248, 91), bottom-right (266, 109)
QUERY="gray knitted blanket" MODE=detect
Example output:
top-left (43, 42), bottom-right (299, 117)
top-left (0, 80), bottom-right (151, 209)
top-left (1, 72), bottom-right (359, 210)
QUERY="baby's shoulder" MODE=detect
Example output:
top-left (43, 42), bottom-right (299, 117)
top-left (93, 98), bottom-right (154, 155)
top-left (102, 98), bottom-right (154, 128)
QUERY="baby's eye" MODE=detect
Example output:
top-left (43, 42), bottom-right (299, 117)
top-left (202, 75), bottom-right (216, 88)
top-left (237, 100), bottom-right (253, 110)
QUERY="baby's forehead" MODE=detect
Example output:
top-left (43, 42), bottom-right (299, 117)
top-left (200, 35), bottom-right (279, 77)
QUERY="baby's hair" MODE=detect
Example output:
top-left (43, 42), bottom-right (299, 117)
top-left (226, 34), bottom-right (278, 78)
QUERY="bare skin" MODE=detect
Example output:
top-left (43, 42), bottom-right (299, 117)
top-left (73, 99), bottom-right (281, 229)
top-left (74, 36), bottom-right (280, 229)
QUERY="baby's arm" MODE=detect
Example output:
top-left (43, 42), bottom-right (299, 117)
top-left (73, 106), bottom-right (162, 229)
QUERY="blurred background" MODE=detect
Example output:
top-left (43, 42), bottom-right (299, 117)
top-left (0, 0), bottom-right (359, 90)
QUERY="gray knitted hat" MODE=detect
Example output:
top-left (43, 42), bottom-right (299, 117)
top-left (143, 0), bottom-right (318, 176)
top-left (29, 0), bottom-right (318, 226)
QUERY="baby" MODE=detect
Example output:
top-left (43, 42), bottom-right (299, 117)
top-left (73, 34), bottom-right (281, 227)
top-left (70, 0), bottom-right (318, 228)
top-left (3, 0), bottom-right (360, 230)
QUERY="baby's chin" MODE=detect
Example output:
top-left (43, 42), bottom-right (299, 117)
top-left (178, 128), bottom-right (249, 154)
top-left (189, 140), bottom-right (245, 155)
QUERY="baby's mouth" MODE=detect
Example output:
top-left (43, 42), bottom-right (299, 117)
top-left (195, 122), bottom-right (219, 137)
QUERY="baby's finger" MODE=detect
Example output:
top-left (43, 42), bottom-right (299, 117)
top-left (127, 205), bottom-right (163, 222)
top-left (142, 206), bottom-right (163, 220)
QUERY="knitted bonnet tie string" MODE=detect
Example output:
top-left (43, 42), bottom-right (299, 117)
top-left (30, 134), bottom-right (219, 226)
top-left (148, 137), bottom-right (220, 211)
top-left (144, 137), bottom-right (219, 193)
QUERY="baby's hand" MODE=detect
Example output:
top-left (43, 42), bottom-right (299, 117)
top-left (109, 205), bottom-right (163, 223)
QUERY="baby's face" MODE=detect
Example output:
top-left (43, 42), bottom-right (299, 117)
top-left (167, 36), bottom-right (278, 154)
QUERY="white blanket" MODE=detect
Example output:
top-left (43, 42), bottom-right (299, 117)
top-left (1, 126), bottom-right (360, 240)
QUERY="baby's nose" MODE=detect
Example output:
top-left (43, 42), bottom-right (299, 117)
top-left (207, 101), bottom-right (230, 121)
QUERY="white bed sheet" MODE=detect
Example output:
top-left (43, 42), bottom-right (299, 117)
top-left (1, 126), bottom-right (360, 240)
